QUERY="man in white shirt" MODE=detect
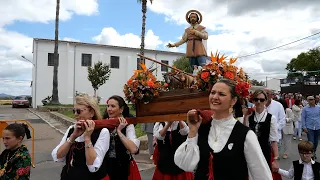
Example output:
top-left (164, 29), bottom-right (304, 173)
top-left (264, 89), bottom-right (286, 144)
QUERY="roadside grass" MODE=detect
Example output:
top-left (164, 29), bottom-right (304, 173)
top-left (57, 104), bottom-right (145, 137)
top-left (0, 100), bottom-right (12, 105)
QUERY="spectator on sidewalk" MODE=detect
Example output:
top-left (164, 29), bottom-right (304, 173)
top-left (141, 123), bottom-right (155, 160)
top-left (265, 89), bottom-right (286, 148)
top-left (302, 95), bottom-right (320, 159)
top-left (292, 99), bottom-right (303, 141)
top-left (286, 93), bottom-right (295, 109)
top-left (279, 99), bottom-right (295, 159)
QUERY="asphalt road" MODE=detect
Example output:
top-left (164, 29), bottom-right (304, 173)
top-left (0, 105), bottom-right (319, 180)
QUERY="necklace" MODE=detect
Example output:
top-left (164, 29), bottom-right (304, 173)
top-left (254, 111), bottom-right (266, 137)
top-left (0, 146), bottom-right (21, 177)
top-left (213, 118), bottom-right (233, 142)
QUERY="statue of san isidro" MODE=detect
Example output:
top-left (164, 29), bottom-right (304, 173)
top-left (167, 10), bottom-right (208, 68)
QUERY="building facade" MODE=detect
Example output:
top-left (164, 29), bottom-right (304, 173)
top-left (266, 78), bottom-right (281, 92)
top-left (31, 38), bottom-right (185, 108)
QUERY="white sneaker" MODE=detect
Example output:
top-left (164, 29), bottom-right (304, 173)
top-left (293, 137), bottom-right (297, 140)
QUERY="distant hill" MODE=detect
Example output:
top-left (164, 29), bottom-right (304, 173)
top-left (0, 93), bottom-right (14, 100)
top-left (0, 93), bottom-right (12, 98)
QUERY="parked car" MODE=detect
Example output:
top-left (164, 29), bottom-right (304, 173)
top-left (12, 96), bottom-right (31, 108)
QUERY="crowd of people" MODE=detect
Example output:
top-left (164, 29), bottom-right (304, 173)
top-left (0, 85), bottom-right (319, 179)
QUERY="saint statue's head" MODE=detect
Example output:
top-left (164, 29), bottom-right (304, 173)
top-left (186, 10), bottom-right (202, 25)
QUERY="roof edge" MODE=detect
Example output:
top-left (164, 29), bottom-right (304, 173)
top-left (33, 38), bottom-right (186, 56)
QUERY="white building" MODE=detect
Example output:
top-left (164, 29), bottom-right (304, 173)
top-left (31, 38), bottom-right (185, 108)
top-left (266, 78), bottom-right (281, 92)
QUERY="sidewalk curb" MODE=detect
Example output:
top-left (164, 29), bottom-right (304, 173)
top-left (27, 108), bottom-right (65, 135)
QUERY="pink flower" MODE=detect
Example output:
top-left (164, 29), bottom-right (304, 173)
top-left (16, 166), bottom-right (30, 176)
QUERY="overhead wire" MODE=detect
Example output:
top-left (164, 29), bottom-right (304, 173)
top-left (235, 31), bottom-right (320, 59)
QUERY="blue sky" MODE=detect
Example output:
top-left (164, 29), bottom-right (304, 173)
top-left (5, 1), bottom-right (186, 50)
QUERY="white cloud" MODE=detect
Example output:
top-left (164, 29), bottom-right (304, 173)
top-left (93, 27), bottom-right (163, 50)
top-left (0, 0), bottom-right (99, 95)
top-left (148, 0), bottom-right (320, 81)
top-left (0, 0), bottom-right (99, 26)
top-left (63, 37), bottom-right (80, 42)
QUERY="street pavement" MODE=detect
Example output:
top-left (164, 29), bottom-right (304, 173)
top-left (0, 105), bottom-right (319, 180)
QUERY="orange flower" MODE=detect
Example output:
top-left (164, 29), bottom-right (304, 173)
top-left (201, 71), bottom-right (210, 80)
top-left (127, 79), bottom-right (133, 84)
top-left (229, 57), bottom-right (237, 64)
top-left (224, 71), bottom-right (234, 80)
top-left (147, 80), bottom-right (155, 88)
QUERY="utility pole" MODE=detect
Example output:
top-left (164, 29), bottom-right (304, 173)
top-left (265, 76), bottom-right (268, 87)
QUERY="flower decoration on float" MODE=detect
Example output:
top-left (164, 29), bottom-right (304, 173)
top-left (123, 63), bottom-right (168, 104)
top-left (195, 50), bottom-right (251, 98)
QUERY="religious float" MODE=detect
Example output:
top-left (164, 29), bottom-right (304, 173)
top-left (90, 50), bottom-right (251, 130)
top-left (90, 9), bottom-right (251, 129)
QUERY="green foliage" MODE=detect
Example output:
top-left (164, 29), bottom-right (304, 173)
top-left (87, 61), bottom-right (111, 95)
top-left (171, 56), bottom-right (192, 73)
top-left (250, 79), bottom-right (265, 86)
top-left (286, 48), bottom-right (320, 79)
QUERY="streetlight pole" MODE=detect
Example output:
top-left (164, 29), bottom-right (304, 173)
top-left (21, 56), bottom-right (35, 66)
top-left (21, 55), bottom-right (36, 107)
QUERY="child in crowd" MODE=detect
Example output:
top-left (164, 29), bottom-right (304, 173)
top-left (277, 141), bottom-right (320, 179)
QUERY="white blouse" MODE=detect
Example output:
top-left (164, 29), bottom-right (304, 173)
top-left (174, 116), bottom-right (272, 180)
top-left (266, 100), bottom-right (286, 140)
top-left (121, 124), bottom-right (140, 148)
top-left (52, 125), bottom-right (110, 173)
top-left (278, 159), bottom-right (315, 179)
top-left (153, 121), bottom-right (189, 140)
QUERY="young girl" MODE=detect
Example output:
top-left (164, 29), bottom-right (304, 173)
top-left (0, 123), bottom-right (32, 179)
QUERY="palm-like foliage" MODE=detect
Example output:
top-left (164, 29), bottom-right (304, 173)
top-left (137, 0), bottom-right (153, 69)
top-left (51, 0), bottom-right (60, 104)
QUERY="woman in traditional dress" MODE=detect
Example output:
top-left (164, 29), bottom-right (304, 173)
top-left (243, 90), bottom-right (280, 171)
top-left (174, 78), bottom-right (272, 180)
top-left (152, 120), bottom-right (194, 180)
top-left (0, 123), bottom-right (32, 179)
top-left (102, 95), bottom-right (141, 180)
top-left (52, 95), bottom-right (110, 180)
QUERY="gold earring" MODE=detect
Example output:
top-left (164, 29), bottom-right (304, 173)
top-left (229, 106), bottom-right (233, 114)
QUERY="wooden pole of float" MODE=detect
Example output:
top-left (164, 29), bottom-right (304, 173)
top-left (137, 54), bottom-right (195, 77)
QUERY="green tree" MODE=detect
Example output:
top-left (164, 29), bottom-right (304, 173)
top-left (87, 61), bottom-right (111, 97)
top-left (286, 48), bottom-right (320, 81)
top-left (51, 0), bottom-right (60, 104)
top-left (250, 79), bottom-right (265, 86)
top-left (171, 56), bottom-right (192, 73)
top-left (137, 0), bottom-right (153, 69)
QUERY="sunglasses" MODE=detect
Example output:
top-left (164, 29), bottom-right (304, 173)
top-left (72, 108), bottom-right (85, 115)
top-left (299, 152), bottom-right (313, 155)
top-left (307, 99), bottom-right (315, 101)
top-left (253, 98), bottom-right (266, 102)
